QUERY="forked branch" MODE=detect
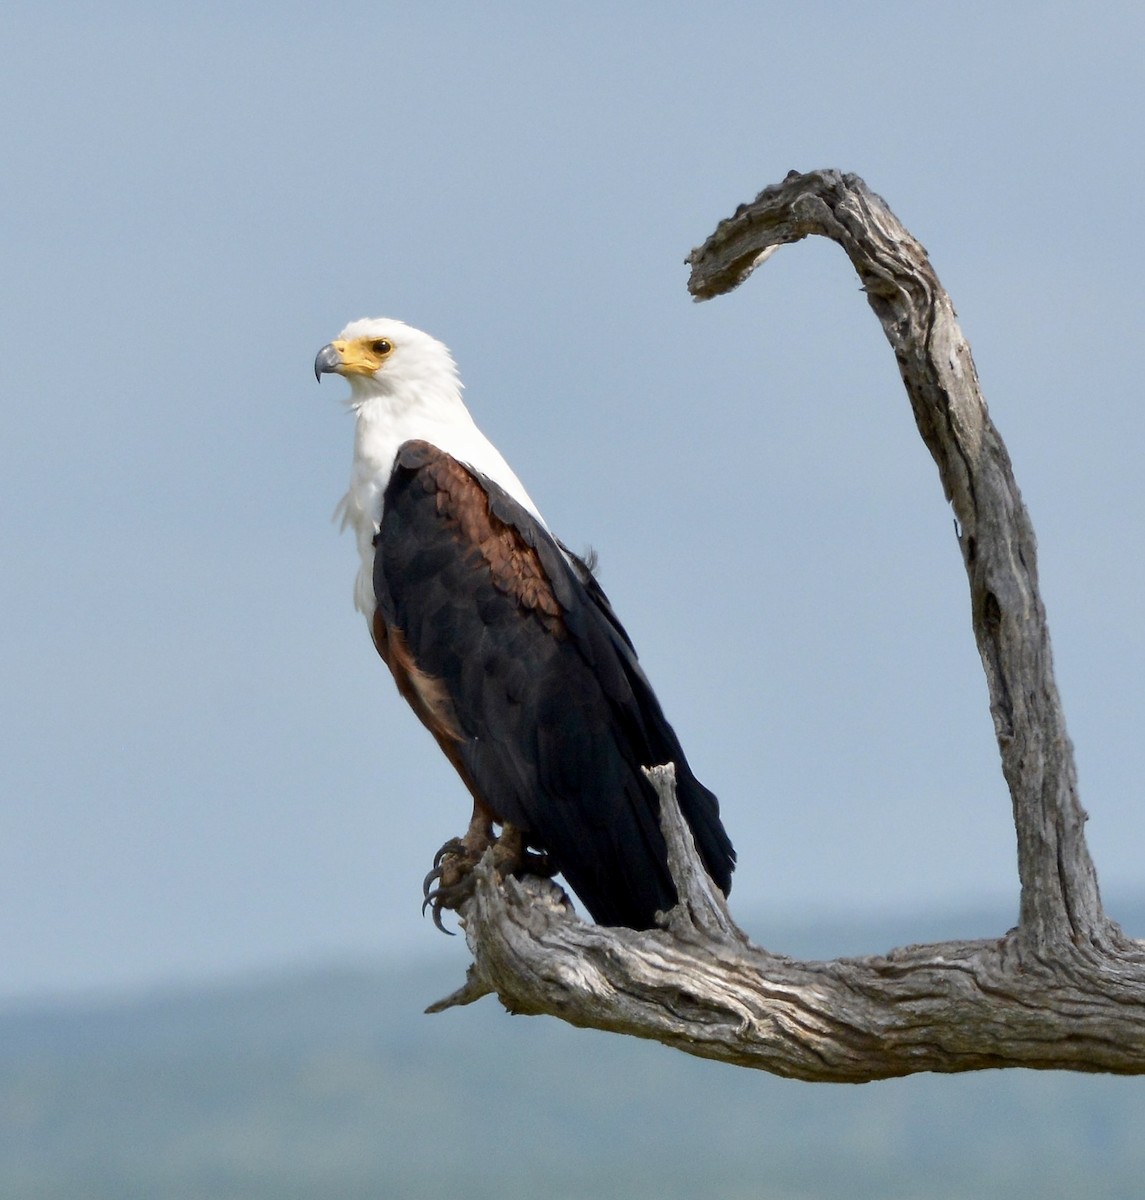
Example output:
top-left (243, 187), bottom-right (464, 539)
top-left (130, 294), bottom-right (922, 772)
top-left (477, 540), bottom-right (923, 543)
top-left (431, 170), bottom-right (1145, 1079)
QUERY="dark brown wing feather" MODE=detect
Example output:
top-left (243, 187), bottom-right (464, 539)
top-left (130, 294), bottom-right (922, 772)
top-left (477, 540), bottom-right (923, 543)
top-left (371, 439), bottom-right (734, 929)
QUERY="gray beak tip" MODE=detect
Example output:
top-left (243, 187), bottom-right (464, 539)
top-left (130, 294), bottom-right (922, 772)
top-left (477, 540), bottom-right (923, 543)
top-left (313, 343), bottom-right (341, 382)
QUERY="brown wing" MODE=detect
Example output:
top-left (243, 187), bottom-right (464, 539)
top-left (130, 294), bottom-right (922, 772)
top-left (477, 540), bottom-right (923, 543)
top-left (370, 439), bottom-right (734, 929)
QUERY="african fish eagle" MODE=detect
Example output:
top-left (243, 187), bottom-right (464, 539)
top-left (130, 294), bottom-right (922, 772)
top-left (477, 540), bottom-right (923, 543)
top-left (315, 318), bottom-right (734, 930)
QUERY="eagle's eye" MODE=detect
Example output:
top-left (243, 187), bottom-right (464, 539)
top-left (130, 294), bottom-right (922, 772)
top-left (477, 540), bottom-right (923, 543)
top-left (370, 339), bottom-right (393, 356)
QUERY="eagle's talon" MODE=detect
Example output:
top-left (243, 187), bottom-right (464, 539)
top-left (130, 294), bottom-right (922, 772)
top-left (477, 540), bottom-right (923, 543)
top-left (422, 868), bottom-right (477, 909)
top-left (422, 895), bottom-right (456, 935)
top-left (421, 833), bottom-right (487, 934)
top-left (422, 868), bottom-right (479, 935)
top-left (429, 905), bottom-right (453, 935)
top-left (422, 887), bottom-right (458, 934)
top-left (432, 837), bottom-right (467, 870)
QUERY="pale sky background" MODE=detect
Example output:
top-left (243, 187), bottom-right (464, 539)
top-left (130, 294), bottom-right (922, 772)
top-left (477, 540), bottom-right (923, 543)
top-left (3, 1), bottom-right (1143, 1001)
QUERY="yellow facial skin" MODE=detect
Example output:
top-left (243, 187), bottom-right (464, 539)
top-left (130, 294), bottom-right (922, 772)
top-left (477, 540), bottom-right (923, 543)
top-left (324, 336), bottom-right (395, 376)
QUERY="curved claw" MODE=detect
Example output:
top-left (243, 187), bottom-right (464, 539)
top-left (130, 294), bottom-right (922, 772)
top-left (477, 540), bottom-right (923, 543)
top-left (433, 838), bottom-right (466, 870)
top-left (421, 890), bottom-right (456, 935)
top-left (422, 871), bottom-right (478, 934)
top-left (431, 907), bottom-right (453, 935)
top-left (421, 833), bottom-right (487, 935)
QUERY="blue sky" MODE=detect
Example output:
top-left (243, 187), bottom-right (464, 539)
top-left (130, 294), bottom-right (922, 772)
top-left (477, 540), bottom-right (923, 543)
top-left (3, 1), bottom-right (1143, 999)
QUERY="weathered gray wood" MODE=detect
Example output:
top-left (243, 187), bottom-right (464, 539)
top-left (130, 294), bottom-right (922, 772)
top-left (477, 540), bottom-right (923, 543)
top-left (687, 169), bottom-right (1106, 953)
top-left (429, 170), bottom-right (1145, 1080)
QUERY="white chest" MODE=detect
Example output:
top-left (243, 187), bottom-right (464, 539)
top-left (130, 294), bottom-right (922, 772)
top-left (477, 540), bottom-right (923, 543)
top-left (339, 400), bottom-right (546, 619)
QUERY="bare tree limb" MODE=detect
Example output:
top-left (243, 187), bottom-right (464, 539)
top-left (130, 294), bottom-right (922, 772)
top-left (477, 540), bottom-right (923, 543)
top-left (430, 169), bottom-right (1145, 1079)
top-left (687, 169), bottom-right (1106, 953)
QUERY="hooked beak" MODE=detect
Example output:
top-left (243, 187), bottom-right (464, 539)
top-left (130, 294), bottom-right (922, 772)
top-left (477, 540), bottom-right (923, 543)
top-left (313, 342), bottom-right (343, 382)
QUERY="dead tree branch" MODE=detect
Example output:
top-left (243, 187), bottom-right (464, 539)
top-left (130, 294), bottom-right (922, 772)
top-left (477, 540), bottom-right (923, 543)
top-left (431, 169), bottom-right (1145, 1080)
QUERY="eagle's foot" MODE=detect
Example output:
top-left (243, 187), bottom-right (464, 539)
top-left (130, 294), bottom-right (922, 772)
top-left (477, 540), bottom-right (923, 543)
top-left (486, 823), bottom-right (557, 882)
top-left (422, 843), bottom-right (483, 934)
top-left (421, 821), bottom-right (554, 934)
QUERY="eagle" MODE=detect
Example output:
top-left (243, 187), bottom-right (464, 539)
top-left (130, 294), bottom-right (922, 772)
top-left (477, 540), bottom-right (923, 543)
top-left (315, 318), bottom-right (734, 930)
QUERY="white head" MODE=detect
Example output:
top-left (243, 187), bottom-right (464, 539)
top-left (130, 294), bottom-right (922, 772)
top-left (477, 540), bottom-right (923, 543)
top-left (314, 317), bottom-right (462, 410)
top-left (316, 316), bottom-right (546, 543)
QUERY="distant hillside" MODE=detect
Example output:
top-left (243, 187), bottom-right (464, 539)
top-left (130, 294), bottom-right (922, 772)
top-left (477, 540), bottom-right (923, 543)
top-left (4, 901), bottom-right (1145, 1200)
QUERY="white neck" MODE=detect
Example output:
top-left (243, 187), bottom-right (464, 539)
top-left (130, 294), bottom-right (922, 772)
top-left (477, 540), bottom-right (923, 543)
top-left (338, 374), bottom-right (546, 616)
